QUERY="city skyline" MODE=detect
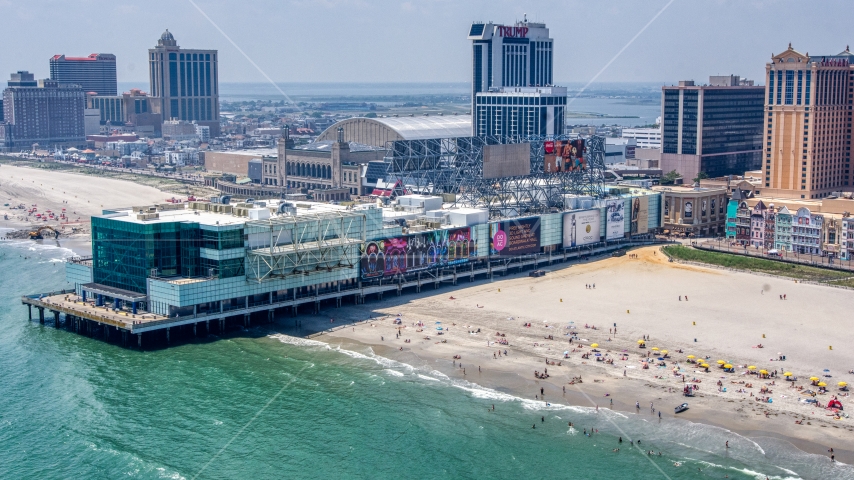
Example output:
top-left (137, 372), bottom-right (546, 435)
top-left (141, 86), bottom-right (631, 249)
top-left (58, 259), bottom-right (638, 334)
top-left (1, 0), bottom-right (852, 86)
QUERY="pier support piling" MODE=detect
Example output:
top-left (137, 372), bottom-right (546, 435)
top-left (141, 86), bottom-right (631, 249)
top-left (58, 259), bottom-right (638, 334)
top-left (37, 307), bottom-right (44, 324)
top-left (27, 304), bottom-right (32, 320)
top-left (53, 310), bottom-right (59, 326)
top-left (137, 333), bottom-right (142, 348)
top-left (166, 327), bottom-right (170, 343)
top-left (193, 323), bottom-right (197, 336)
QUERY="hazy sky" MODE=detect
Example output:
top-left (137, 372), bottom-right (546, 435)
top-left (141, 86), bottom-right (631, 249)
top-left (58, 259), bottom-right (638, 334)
top-left (1, 0), bottom-right (851, 87)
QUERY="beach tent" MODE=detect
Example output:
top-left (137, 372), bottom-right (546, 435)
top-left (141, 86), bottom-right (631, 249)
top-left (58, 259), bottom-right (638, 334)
top-left (828, 399), bottom-right (843, 410)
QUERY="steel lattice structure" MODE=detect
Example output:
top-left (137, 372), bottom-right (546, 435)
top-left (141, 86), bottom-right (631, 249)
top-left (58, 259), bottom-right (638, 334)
top-left (244, 211), bottom-right (365, 283)
top-left (382, 135), bottom-right (605, 218)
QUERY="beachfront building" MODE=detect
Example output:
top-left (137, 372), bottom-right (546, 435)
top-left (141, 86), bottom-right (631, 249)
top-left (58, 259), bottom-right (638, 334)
top-left (60, 189), bottom-right (664, 335)
top-left (792, 207), bottom-right (823, 255)
top-left (762, 44), bottom-right (854, 200)
top-left (750, 200), bottom-right (768, 248)
top-left (763, 205), bottom-right (777, 250)
top-left (660, 77), bottom-right (764, 181)
top-left (654, 185), bottom-right (728, 237)
top-left (774, 206), bottom-right (793, 252)
top-left (840, 217), bottom-right (854, 260)
top-left (1, 71), bottom-right (87, 149)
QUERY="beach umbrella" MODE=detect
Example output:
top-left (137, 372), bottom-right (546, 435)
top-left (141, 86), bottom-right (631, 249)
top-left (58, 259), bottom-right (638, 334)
top-left (651, 347), bottom-right (659, 351)
top-left (783, 372), bottom-right (793, 377)
top-left (724, 364), bottom-right (733, 369)
top-left (435, 321), bottom-right (441, 324)
top-left (809, 376), bottom-right (820, 381)
top-left (747, 365), bottom-right (757, 370)
top-left (823, 369), bottom-right (831, 372)
top-left (661, 350), bottom-right (669, 355)
top-left (591, 343), bottom-right (599, 348)
top-left (637, 340), bottom-right (645, 344)
top-left (839, 382), bottom-right (848, 387)
top-left (818, 382), bottom-right (827, 387)
top-left (700, 363), bottom-right (710, 369)
top-left (687, 355), bottom-right (696, 359)
top-left (716, 360), bottom-right (726, 365)
top-left (759, 369), bottom-right (769, 375)
top-left (563, 351), bottom-right (569, 355)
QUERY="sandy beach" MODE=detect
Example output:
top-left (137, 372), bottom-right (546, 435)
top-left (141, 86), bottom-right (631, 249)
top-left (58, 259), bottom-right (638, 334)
top-left (285, 246), bottom-right (854, 463)
top-left (0, 164), bottom-right (170, 253)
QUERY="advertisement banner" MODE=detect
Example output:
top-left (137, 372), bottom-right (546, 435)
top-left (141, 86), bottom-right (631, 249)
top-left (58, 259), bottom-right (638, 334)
top-left (684, 198), bottom-right (694, 219)
top-left (360, 227), bottom-right (476, 279)
top-left (543, 139), bottom-right (587, 173)
top-left (490, 218), bottom-right (541, 256)
top-left (563, 209), bottom-right (601, 248)
top-left (605, 199), bottom-right (625, 240)
top-left (637, 196), bottom-right (649, 235)
top-left (446, 227), bottom-right (477, 266)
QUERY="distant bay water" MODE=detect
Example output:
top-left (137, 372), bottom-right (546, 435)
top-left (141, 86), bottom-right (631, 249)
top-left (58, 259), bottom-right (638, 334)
top-left (117, 82), bottom-right (662, 127)
top-left (0, 235), bottom-right (849, 479)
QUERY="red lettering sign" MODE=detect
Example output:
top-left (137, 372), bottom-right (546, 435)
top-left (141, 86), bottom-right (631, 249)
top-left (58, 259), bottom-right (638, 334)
top-left (497, 26), bottom-right (528, 38)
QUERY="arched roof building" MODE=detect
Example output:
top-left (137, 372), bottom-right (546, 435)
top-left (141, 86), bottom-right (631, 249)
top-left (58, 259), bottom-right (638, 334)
top-left (316, 116), bottom-right (472, 147)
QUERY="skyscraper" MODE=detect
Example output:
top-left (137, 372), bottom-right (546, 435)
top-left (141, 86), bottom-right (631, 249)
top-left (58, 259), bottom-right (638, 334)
top-left (468, 19), bottom-right (563, 138)
top-left (148, 30), bottom-right (220, 137)
top-left (1, 71), bottom-right (86, 148)
top-left (660, 77), bottom-right (764, 180)
top-left (762, 44), bottom-right (854, 199)
top-left (468, 19), bottom-right (553, 96)
top-left (49, 53), bottom-right (117, 95)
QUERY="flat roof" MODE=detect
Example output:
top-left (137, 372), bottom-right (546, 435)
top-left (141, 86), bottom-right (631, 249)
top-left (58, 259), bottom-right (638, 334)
top-left (205, 148), bottom-right (278, 157)
top-left (102, 201), bottom-right (356, 227)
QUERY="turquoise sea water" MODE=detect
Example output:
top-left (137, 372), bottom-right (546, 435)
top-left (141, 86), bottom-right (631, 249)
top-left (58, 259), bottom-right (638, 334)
top-left (1, 237), bottom-right (851, 480)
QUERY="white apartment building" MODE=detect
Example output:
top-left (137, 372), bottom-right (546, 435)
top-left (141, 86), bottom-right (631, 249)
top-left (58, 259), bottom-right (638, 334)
top-left (621, 127), bottom-right (661, 149)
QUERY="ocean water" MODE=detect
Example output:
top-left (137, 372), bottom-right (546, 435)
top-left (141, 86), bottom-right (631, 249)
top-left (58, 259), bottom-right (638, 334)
top-left (0, 236), bottom-right (850, 480)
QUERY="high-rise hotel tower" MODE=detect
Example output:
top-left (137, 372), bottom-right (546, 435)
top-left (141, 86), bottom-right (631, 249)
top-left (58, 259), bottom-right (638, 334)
top-left (468, 18), bottom-right (564, 138)
top-left (763, 44), bottom-right (854, 199)
top-left (149, 30), bottom-right (220, 137)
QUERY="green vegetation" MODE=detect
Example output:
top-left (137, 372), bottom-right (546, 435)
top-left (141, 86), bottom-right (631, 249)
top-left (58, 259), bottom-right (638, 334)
top-left (662, 245), bottom-right (852, 282)
top-left (692, 172), bottom-right (709, 184)
top-left (660, 170), bottom-right (681, 186)
top-left (826, 278), bottom-right (854, 288)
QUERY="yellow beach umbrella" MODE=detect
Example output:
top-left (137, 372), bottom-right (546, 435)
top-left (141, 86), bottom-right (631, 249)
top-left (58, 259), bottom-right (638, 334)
top-left (817, 382), bottom-right (827, 387)
top-left (747, 366), bottom-right (757, 370)
top-left (687, 355), bottom-right (696, 359)
top-left (809, 376), bottom-right (820, 381)
top-left (637, 340), bottom-right (646, 344)
top-left (783, 372), bottom-right (793, 377)
top-left (716, 360), bottom-right (726, 365)
top-left (724, 364), bottom-right (733, 369)
top-left (839, 382), bottom-right (848, 387)
top-left (590, 343), bottom-right (599, 348)
top-left (700, 363), bottom-right (710, 368)
top-left (661, 350), bottom-right (669, 355)
top-left (651, 347), bottom-right (659, 351)
top-left (759, 369), bottom-right (769, 375)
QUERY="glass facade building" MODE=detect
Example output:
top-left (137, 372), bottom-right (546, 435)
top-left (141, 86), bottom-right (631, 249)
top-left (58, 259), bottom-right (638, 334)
top-left (660, 81), bottom-right (764, 179)
top-left (475, 87), bottom-right (566, 138)
top-left (50, 53), bottom-right (117, 96)
top-left (148, 30), bottom-right (219, 136)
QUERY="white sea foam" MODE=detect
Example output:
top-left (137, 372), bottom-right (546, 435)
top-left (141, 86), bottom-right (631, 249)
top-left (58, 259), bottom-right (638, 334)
top-left (416, 374), bottom-right (440, 382)
top-left (269, 334), bottom-right (331, 350)
top-left (384, 369), bottom-right (404, 377)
